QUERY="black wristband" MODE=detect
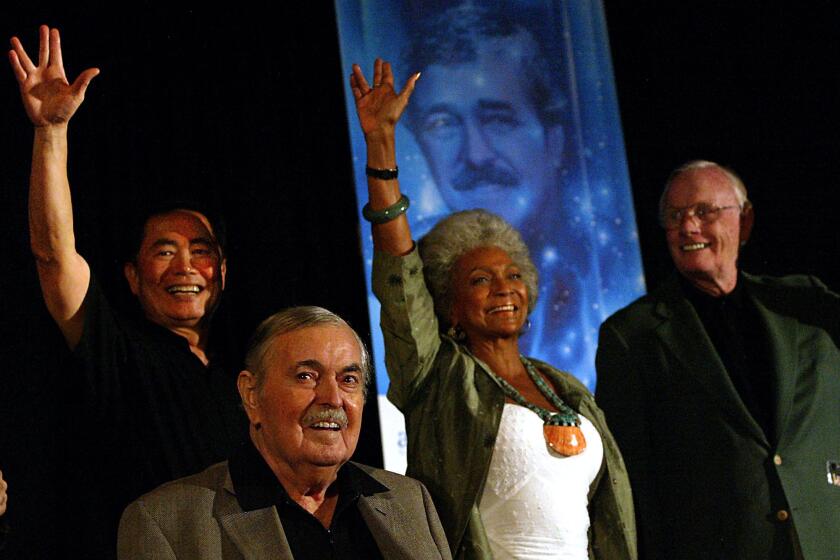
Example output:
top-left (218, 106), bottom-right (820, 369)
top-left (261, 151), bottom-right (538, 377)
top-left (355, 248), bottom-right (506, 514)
top-left (365, 165), bottom-right (399, 180)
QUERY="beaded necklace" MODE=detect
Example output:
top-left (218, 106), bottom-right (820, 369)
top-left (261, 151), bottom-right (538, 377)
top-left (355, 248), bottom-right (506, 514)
top-left (487, 356), bottom-right (587, 456)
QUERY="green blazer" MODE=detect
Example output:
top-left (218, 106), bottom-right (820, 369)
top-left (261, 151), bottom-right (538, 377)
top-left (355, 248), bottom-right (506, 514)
top-left (117, 461), bottom-right (452, 560)
top-left (596, 272), bottom-right (840, 559)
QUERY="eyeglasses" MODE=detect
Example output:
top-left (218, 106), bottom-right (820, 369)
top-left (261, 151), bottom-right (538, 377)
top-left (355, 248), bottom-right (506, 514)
top-left (660, 203), bottom-right (741, 229)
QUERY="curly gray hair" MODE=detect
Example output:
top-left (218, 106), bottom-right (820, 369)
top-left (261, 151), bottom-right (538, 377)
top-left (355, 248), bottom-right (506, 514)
top-left (418, 209), bottom-right (538, 330)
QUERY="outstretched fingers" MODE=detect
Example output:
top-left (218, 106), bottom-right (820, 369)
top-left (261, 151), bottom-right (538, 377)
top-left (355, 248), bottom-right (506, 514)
top-left (350, 57), bottom-right (420, 133)
top-left (49, 27), bottom-right (66, 77)
top-left (71, 67), bottom-right (100, 98)
top-left (9, 35), bottom-right (35, 76)
top-left (9, 37), bottom-right (34, 71)
top-left (350, 63), bottom-right (372, 99)
top-left (372, 57), bottom-right (383, 87)
top-left (37, 24), bottom-right (49, 68)
top-left (397, 71), bottom-right (421, 104)
top-left (8, 50), bottom-right (27, 83)
top-left (351, 58), bottom-right (410, 96)
top-left (381, 61), bottom-right (395, 88)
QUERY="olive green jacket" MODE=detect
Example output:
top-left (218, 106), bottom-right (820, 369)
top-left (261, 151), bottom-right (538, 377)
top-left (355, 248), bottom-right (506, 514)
top-left (373, 248), bottom-right (637, 560)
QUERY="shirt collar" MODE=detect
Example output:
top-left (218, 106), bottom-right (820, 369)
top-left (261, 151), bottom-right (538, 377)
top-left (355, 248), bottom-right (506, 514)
top-left (134, 311), bottom-right (222, 365)
top-left (679, 271), bottom-right (747, 310)
top-left (228, 439), bottom-right (387, 512)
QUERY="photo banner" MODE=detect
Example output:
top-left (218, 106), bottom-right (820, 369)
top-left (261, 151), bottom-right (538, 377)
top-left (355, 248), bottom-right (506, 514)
top-left (335, 0), bottom-right (645, 472)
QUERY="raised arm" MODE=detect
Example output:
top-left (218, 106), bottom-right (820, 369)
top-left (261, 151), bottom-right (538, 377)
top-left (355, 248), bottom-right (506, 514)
top-left (350, 58), bottom-right (418, 256)
top-left (0, 470), bottom-right (7, 517)
top-left (353, 60), bottom-right (444, 407)
top-left (9, 25), bottom-right (99, 348)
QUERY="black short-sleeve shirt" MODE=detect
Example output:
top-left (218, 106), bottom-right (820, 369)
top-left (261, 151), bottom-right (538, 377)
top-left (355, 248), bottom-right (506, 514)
top-left (67, 276), bottom-right (246, 556)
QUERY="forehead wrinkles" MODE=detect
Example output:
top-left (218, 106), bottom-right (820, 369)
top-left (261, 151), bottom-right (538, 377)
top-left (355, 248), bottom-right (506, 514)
top-left (668, 171), bottom-right (740, 207)
top-left (260, 328), bottom-right (362, 380)
top-left (143, 210), bottom-right (216, 243)
top-left (457, 246), bottom-right (514, 270)
top-left (139, 212), bottom-right (223, 263)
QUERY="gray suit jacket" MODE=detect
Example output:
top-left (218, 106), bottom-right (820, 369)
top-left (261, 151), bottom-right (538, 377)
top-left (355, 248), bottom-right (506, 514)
top-left (596, 273), bottom-right (840, 559)
top-left (118, 460), bottom-right (452, 559)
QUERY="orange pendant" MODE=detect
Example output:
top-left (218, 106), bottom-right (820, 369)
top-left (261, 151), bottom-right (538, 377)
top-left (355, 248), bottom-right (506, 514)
top-left (544, 424), bottom-right (587, 456)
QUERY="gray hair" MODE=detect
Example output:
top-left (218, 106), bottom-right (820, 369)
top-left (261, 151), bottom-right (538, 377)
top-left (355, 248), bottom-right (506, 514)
top-left (244, 306), bottom-right (371, 399)
top-left (418, 209), bottom-right (538, 330)
top-left (659, 160), bottom-right (751, 219)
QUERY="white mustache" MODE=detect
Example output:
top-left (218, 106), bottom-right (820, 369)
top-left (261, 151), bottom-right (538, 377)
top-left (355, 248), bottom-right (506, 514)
top-left (302, 407), bottom-right (348, 428)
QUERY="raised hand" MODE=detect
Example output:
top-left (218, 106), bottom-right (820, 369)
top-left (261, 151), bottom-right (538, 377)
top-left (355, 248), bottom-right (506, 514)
top-left (0, 470), bottom-right (7, 517)
top-left (9, 25), bottom-right (99, 128)
top-left (350, 58), bottom-right (419, 139)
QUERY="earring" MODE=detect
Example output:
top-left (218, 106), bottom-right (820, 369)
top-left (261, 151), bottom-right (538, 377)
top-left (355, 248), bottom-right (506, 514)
top-left (446, 324), bottom-right (466, 342)
top-left (519, 318), bottom-right (532, 336)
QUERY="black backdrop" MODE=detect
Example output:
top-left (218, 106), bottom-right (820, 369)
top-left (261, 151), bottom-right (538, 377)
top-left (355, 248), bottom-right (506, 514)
top-left (1, 2), bottom-right (837, 556)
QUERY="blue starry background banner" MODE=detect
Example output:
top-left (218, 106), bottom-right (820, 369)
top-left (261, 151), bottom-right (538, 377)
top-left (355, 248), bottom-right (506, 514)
top-left (335, 0), bottom-right (645, 471)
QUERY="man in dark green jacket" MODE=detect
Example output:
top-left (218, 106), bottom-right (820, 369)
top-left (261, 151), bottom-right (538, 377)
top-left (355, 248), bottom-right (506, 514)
top-left (596, 160), bottom-right (840, 559)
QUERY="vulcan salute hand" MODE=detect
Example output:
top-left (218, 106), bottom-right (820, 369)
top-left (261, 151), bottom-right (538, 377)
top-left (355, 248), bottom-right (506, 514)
top-left (349, 58), bottom-right (417, 255)
top-left (0, 470), bottom-right (7, 517)
top-left (8, 25), bottom-right (98, 350)
top-left (9, 25), bottom-right (99, 127)
top-left (350, 58), bottom-right (419, 140)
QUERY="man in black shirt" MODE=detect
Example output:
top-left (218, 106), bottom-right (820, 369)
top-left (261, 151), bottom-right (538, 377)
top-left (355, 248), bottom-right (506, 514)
top-left (596, 161), bottom-right (840, 559)
top-left (118, 306), bottom-right (451, 559)
top-left (9, 26), bottom-right (244, 556)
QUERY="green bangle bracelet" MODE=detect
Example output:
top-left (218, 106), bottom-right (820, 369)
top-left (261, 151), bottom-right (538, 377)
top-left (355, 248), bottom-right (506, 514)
top-left (362, 194), bottom-right (411, 224)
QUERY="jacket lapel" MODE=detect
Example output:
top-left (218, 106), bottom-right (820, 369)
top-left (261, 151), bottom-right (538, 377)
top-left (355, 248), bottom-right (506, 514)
top-left (216, 471), bottom-right (295, 560)
top-left (358, 489), bottom-right (434, 560)
top-left (745, 276), bottom-right (800, 448)
top-left (653, 276), bottom-right (768, 446)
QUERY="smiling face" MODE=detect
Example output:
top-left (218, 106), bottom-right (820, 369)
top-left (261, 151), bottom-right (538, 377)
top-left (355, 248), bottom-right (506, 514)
top-left (124, 210), bottom-right (226, 333)
top-left (410, 32), bottom-right (563, 230)
top-left (449, 246), bottom-right (529, 344)
top-left (664, 166), bottom-right (753, 295)
top-left (239, 325), bottom-right (365, 473)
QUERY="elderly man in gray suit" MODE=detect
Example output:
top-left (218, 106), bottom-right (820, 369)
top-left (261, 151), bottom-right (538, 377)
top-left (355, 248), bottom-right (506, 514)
top-left (118, 306), bottom-right (451, 559)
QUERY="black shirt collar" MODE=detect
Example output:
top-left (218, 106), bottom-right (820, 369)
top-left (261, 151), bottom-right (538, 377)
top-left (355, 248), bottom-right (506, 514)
top-left (228, 439), bottom-right (387, 512)
top-left (679, 271), bottom-right (747, 311)
top-left (132, 311), bottom-right (223, 366)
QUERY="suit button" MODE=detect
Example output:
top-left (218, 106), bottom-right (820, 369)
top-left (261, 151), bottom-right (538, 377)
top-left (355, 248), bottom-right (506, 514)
top-left (484, 435), bottom-right (495, 448)
top-left (776, 510), bottom-right (790, 522)
top-left (773, 454), bottom-right (782, 466)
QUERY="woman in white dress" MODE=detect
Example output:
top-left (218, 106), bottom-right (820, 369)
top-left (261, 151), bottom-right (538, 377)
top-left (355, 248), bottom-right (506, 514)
top-left (350, 58), bottom-right (636, 560)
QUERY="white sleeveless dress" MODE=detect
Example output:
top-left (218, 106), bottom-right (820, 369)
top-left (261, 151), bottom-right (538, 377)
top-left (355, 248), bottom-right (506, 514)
top-left (479, 403), bottom-right (604, 559)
